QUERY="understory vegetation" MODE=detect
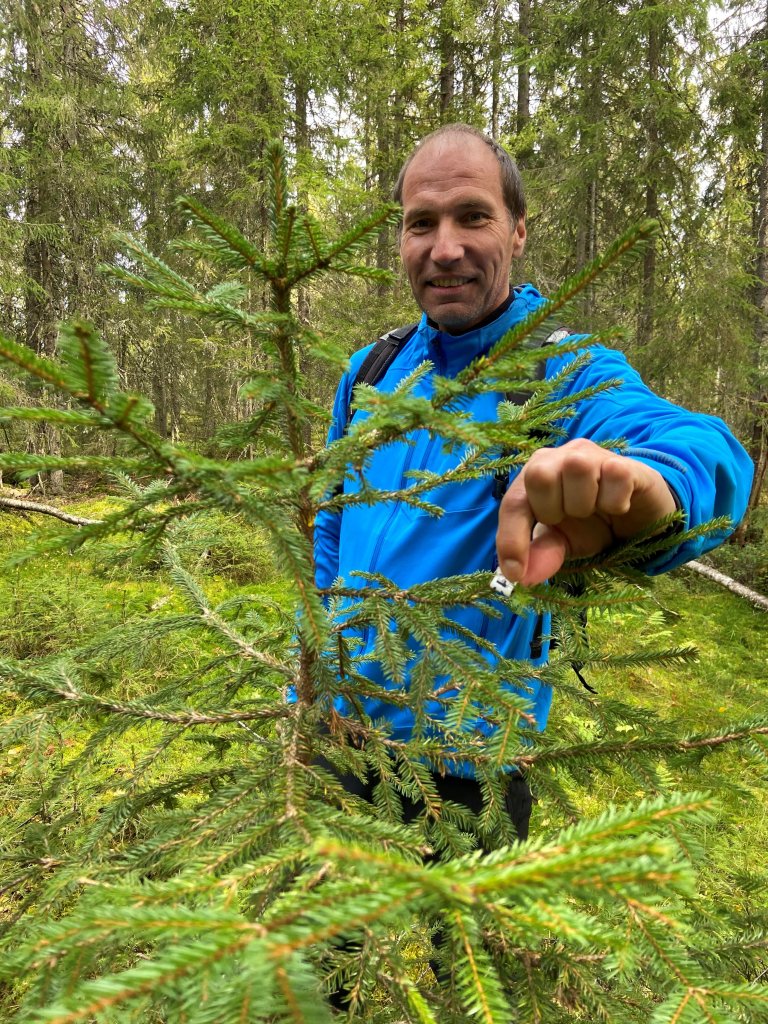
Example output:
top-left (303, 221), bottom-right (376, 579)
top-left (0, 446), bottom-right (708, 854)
top-left (0, 155), bottom-right (766, 1020)
top-left (1, 495), bottom-right (767, 1019)
top-left (2, 495), bottom-right (766, 828)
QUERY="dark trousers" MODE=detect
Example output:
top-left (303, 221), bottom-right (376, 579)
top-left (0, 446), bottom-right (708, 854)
top-left (324, 766), bottom-right (534, 1011)
top-left (318, 760), bottom-right (533, 843)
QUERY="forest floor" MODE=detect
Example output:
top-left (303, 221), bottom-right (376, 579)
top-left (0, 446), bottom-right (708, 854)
top-left (1, 493), bottom-right (767, 935)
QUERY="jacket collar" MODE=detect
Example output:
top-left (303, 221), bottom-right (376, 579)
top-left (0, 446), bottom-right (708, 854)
top-left (418, 284), bottom-right (545, 377)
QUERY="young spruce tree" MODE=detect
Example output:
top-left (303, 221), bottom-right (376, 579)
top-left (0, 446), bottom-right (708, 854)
top-left (0, 142), bottom-right (767, 1023)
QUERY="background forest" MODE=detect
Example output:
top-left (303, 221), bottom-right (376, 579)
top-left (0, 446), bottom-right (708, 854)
top-left (0, 0), bottom-right (766, 514)
top-left (2, 0), bottom-right (768, 1022)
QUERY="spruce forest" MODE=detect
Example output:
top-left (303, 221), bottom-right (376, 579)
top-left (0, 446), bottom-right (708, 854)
top-left (1, 0), bottom-right (768, 1022)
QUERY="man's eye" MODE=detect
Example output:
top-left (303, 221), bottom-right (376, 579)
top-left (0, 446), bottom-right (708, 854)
top-left (466, 211), bottom-right (488, 223)
top-left (409, 218), bottom-right (432, 231)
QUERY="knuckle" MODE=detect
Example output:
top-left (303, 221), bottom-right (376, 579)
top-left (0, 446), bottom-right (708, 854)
top-left (601, 454), bottom-right (632, 486)
top-left (524, 452), bottom-right (558, 486)
top-left (500, 481), bottom-right (528, 511)
top-left (563, 449), bottom-right (595, 477)
top-left (562, 437), bottom-right (596, 458)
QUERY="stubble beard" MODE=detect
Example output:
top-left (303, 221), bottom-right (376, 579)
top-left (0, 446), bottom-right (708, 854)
top-left (418, 290), bottom-right (486, 335)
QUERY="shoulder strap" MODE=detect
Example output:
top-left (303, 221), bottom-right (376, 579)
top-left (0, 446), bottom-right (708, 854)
top-left (346, 320), bottom-right (569, 428)
top-left (346, 323), bottom-right (418, 427)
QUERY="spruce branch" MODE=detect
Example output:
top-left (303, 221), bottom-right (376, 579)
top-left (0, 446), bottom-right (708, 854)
top-left (0, 660), bottom-right (289, 726)
top-left (175, 196), bottom-right (271, 274)
top-left (513, 720), bottom-right (768, 771)
top-left (0, 331), bottom-right (72, 392)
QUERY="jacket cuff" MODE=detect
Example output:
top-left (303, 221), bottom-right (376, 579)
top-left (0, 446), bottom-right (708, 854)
top-left (619, 447), bottom-right (692, 575)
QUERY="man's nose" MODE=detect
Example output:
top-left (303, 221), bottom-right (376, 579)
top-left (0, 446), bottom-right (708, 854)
top-left (430, 222), bottom-right (463, 263)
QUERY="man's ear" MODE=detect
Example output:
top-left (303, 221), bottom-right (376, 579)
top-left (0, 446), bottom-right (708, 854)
top-left (512, 217), bottom-right (526, 258)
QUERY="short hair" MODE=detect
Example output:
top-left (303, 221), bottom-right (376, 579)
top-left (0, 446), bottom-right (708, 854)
top-left (393, 123), bottom-right (526, 223)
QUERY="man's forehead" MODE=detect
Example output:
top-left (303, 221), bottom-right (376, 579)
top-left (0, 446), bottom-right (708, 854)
top-left (401, 135), bottom-right (503, 204)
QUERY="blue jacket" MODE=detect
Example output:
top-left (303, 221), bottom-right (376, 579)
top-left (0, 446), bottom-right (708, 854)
top-left (314, 286), bottom-right (753, 761)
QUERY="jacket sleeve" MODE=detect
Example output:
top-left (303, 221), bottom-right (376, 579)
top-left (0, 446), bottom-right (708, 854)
top-left (550, 344), bottom-right (754, 574)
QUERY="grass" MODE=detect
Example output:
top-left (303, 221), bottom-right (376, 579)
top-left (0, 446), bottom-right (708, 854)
top-left (2, 497), bottom-right (766, 820)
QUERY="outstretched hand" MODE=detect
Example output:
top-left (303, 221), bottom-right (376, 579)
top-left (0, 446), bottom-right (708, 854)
top-left (496, 439), bottom-right (677, 586)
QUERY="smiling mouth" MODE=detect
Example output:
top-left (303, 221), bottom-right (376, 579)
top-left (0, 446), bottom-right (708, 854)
top-left (428, 277), bottom-right (472, 289)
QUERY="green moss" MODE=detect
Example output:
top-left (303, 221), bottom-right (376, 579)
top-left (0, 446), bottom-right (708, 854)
top-left (554, 570), bottom-right (768, 908)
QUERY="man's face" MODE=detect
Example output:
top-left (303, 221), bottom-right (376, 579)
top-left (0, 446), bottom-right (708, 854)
top-left (399, 135), bottom-right (526, 334)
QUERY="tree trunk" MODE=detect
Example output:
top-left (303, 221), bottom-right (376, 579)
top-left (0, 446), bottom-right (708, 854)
top-left (636, 1), bottom-right (660, 348)
top-left (294, 74), bottom-right (313, 449)
top-left (516, 0), bottom-right (531, 145)
top-left (438, 0), bottom-right (456, 119)
top-left (22, 0), bottom-right (58, 360)
top-left (375, 108), bottom-right (391, 278)
top-left (575, 26), bottom-right (601, 316)
top-left (732, 25), bottom-right (768, 544)
top-left (294, 73), bottom-right (312, 326)
top-left (490, 0), bottom-right (503, 138)
top-left (153, 347), bottom-right (168, 439)
top-left (21, 0), bottom-right (64, 493)
top-left (685, 561), bottom-right (768, 612)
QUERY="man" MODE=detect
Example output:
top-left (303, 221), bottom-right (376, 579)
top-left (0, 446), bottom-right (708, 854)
top-left (315, 123), bottom-right (753, 841)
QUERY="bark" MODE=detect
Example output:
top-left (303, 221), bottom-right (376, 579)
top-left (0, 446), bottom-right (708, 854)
top-left (733, 17), bottom-right (768, 545)
top-left (0, 496), bottom-right (101, 526)
top-left (438, 0), bottom-right (456, 119)
top-left (375, 107), bottom-right (391, 279)
top-left (636, 0), bottom-right (660, 348)
top-left (294, 75), bottom-right (311, 326)
top-left (141, 161), bottom-right (172, 440)
top-left (152, 346), bottom-right (168, 438)
top-left (516, 0), bottom-right (531, 164)
top-left (21, 0), bottom-right (65, 494)
top-left (294, 75), bottom-right (312, 449)
top-left (684, 561), bottom-right (768, 612)
top-left (574, 28), bottom-right (601, 315)
top-left (490, 0), bottom-right (502, 138)
top-left (22, 0), bottom-right (59, 360)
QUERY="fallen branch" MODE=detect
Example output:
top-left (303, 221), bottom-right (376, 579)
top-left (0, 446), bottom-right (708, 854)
top-left (684, 560), bottom-right (768, 612)
top-left (0, 495), bottom-right (102, 527)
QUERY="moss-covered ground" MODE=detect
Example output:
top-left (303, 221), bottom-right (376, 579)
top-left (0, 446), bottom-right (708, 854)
top-left (1, 495), bottom-right (767, 942)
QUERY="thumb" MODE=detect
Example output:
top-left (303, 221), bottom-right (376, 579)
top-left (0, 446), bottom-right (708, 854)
top-left (521, 524), bottom-right (569, 585)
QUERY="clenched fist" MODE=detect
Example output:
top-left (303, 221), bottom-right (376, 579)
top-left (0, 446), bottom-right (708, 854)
top-left (496, 439), bottom-right (677, 586)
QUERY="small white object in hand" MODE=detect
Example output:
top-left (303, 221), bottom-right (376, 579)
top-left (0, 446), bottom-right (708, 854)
top-left (490, 572), bottom-right (516, 598)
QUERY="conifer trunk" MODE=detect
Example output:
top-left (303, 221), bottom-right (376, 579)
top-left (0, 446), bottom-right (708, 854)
top-left (21, 0), bottom-right (64, 493)
top-left (294, 76), bottom-right (313, 450)
top-left (491, 0), bottom-right (503, 137)
top-left (637, 0), bottom-right (660, 349)
top-left (375, 106), bottom-right (391, 287)
top-left (733, 26), bottom-right (768, 544)
top-left (575, 27), bottom-right (601, 317)
top-left (438, 0), bottom-right (456, 119)
top-left (516, 0), bottom-right (531, 163)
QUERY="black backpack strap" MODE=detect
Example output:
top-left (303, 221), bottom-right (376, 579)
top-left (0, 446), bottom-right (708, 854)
top-left (345, 323), bottom-right (418, 427)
